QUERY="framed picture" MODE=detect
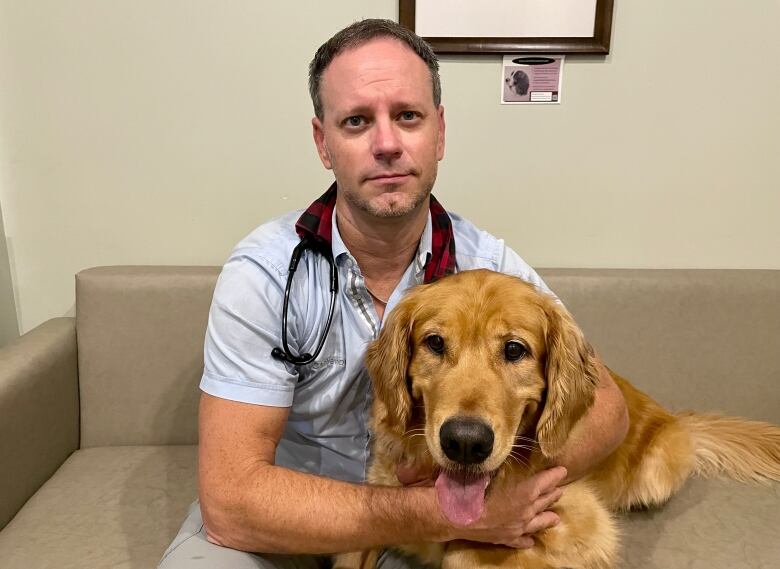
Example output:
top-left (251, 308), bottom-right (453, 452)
top-left (399, 0), bottom-right (614, 54)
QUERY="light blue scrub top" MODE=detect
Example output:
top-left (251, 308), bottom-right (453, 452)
top-left (200, 208), bottom-right (553, 483)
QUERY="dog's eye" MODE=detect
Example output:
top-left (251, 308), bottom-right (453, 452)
top-left (504, 341), bottom-right (528, 361)
top-left (426, 334), bottom-right (445, 355)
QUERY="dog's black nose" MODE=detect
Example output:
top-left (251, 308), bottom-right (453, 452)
top-left (439, 418), bottom-right (494, 465)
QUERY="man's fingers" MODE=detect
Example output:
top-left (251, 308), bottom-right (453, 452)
top-left (524, 510), bottom-right (561, 536)
top-left (396, 462), bottom-right (434, 486)
top-left (530, 465), bottom-right (567, 497)
top-left (512, 535), bottom-right (535, 549)
top-left (504, 511), bottom-right (561, 550)
top-left (533, 487), bottom-right (563, 513)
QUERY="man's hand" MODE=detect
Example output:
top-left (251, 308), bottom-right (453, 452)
top-left (397, 462), bottom-right (566, 549)
top-left (396, 462), bottom-right (435, 487)
top-left (448, 466), bottom-right (566, 548)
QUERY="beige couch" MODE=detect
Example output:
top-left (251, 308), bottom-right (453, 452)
top-left (1, 266), bottom-right (778, 568)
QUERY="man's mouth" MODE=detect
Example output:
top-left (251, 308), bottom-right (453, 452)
top-left (434, 468), bottom-right (493, 526)
top-left (366, 173), bottom-right (410, 184)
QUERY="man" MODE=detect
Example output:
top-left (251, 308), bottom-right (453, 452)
top-left (159, 19), bottom-right (628, 569)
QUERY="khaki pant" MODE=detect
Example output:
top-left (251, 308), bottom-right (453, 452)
top-left (159, 501), bottom-right (426, 569)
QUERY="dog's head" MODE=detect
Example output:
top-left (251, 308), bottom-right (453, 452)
top-left (366, 269), bottom-right (597, 524)
top-left (506, 69), bottom-right (530, 96)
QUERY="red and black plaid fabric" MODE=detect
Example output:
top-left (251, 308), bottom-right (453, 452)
top-left (295, 182), bottom-right (338, 245)
top-left (295, 182), bottom-right (456, 283)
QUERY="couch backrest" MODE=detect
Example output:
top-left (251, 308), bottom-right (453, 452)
top-left (76, 266), bottom-right (219, 447)
top-left (542, 269), bottom-right (780, 424)
top-left (75, 266), bottom-right (780, 447)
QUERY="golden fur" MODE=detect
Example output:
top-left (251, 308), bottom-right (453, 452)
top-left (335, 269), bottom-right (780, 569)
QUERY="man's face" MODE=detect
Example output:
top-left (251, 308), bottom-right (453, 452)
top-left (312, 38), bottom-right (445, 219)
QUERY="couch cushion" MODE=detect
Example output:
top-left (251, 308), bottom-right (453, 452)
top-left (77, 266), bottom-right (219, 447)
top-left (620, 478), bottom-right (780, 567)
top-left (0, 445), bottom-right (197, 569)
top-left (0, 444), bottom-right (776, 567)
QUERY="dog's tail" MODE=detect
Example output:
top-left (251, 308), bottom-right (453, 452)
top-left (677, 412), bottom-right (780, 483)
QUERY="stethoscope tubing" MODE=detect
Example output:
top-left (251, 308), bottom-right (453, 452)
top-left (271, 236), bottom-right (339, 365)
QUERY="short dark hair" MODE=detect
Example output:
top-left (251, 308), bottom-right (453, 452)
top-left (308, 19), bottom-right (441, 120)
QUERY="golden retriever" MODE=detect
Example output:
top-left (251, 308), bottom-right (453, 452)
top-left (335, 269), bottom-right (780, 569)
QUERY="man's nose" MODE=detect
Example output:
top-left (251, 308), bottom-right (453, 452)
top-left (371, 118), bottom-right (402, 161)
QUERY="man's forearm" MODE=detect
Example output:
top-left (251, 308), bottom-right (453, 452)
top-left (201, 463), bottom-right (450, 554)
top-left (555, 358), bottom-right (629, 483)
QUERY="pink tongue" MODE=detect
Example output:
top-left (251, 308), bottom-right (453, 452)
top-left (435, 471), bottom-right (490, 526)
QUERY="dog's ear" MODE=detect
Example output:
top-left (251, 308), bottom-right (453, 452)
top-left (365, 298), bottom-right (416, 438)
top-left (536, 298), bottom-right (598, 459)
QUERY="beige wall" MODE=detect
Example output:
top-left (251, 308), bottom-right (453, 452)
top-left (1, 0), bottom-right (778, 333)
top-left (0, 199), bottom-right (19, 345)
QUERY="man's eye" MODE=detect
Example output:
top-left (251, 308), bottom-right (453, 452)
top-left (400, 111), bottom-right (417, 121)
top-left (345, 116), bottom-right (364, 127)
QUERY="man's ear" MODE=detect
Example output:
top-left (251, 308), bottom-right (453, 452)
top-left (436, 105), bottom-right (446, 161)
top-left (312, 117), bottom-right (333, 169)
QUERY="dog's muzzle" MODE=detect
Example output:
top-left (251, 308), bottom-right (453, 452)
top-left (439, 417), bottom-right (495, 465)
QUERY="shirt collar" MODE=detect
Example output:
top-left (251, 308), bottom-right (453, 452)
top-left (413, 212), bottom-right (433, 281)
top-left (330, 208), bottom-right (350, 262)
top-left (296, 183), bottom-right (455, 284)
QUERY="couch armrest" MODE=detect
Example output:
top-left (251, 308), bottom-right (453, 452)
top-left (0, 317), bottom-right (79, 530)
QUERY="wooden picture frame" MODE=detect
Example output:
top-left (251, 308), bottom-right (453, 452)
top-left (399, 0), bottom-right (614, 54)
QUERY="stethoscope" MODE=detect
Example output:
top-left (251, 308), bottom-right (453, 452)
top-left (270, 236), bottom-right (339, 366)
